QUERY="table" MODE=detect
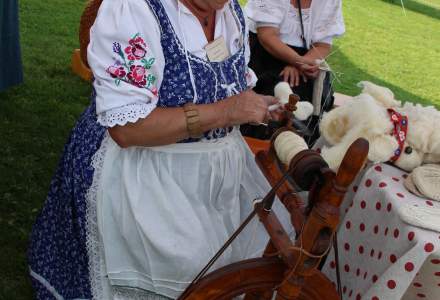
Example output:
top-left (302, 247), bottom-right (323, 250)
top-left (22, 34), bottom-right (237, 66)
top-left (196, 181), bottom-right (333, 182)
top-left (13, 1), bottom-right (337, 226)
top-left (322, 163), bottom-right (440, 300)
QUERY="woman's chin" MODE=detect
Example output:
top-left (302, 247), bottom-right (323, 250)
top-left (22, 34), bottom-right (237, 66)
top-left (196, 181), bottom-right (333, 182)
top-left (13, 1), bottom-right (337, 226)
top-left (209, 0), bottom-right (229, 11)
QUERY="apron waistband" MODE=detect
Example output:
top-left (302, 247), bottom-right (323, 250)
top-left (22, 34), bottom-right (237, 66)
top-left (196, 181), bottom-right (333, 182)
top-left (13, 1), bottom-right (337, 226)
top-left (141, 128), bottom-right (242, 154)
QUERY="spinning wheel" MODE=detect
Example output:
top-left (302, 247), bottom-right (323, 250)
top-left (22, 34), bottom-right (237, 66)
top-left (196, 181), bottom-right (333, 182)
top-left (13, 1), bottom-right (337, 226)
top-left (178, 128), bottom-right (368, 300)
top-left (77, 1), bottom-right (369, 299)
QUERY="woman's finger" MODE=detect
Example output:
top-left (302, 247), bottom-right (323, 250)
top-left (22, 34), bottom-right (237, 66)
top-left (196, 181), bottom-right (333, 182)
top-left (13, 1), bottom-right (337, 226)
top-left (303, 70), bottom-right (312, 77)
top-left (283, 69), bottom-right (290, 83)
top-left (294, 69), bottom-right (300, 87)
top-left (262, 95), bottom-right (279, 106)
top-left (302, 73), bottom-right (307, 83)
top-left (303, 57), bottom-right (317, 66)
top-left (310, 65), bottom-right (319, 72)
top-left (301, 64), bottom-right (314, 72)
top-left (267, 110), bottom-right (272, 120)
top-left (269, 109), bottom-right (283, 121)
top-left (308, 70), bottom-right (319, 78)
top-left (289, 69), bottom-right (295, 87)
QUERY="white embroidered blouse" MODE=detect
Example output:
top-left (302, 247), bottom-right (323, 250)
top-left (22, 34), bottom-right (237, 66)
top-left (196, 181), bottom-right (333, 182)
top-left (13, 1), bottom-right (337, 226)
top-left (88, 0), bottom-right (257, 128)
top-left (244, 0), bottom-right (345, 48)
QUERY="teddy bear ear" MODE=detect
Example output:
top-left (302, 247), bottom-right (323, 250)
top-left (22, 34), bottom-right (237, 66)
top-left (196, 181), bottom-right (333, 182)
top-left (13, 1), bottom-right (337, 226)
top-left (357, 81), bottom-right (401, 108)
top-left (319, 107), bottom-right (351, 145)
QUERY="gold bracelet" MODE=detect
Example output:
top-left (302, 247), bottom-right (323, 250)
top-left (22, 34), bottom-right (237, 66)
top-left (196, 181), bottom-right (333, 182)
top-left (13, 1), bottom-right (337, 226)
top-left (183, 102), bottom-right (203, 138)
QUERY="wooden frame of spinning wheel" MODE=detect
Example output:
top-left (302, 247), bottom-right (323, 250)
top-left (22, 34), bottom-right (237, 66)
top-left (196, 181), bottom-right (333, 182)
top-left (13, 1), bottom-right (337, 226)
top-left (178, 129), bottom-right (368, 300)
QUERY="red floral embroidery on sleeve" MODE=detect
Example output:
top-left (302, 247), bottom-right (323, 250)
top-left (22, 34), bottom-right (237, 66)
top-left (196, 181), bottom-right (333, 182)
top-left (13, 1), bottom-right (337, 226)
top-left (106, 33), bottom-right (157, 94)
top-left (107, 66), bottom-right (126, 79)
top-left (127, 65), bottom-right (147, 88)
top-left (124, 36), bottom-right (147, 60)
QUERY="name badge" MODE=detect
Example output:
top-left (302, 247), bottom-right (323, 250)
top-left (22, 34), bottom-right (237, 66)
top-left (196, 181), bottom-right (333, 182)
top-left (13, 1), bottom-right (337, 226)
top-left (204, 36), bottom-right (230, 62)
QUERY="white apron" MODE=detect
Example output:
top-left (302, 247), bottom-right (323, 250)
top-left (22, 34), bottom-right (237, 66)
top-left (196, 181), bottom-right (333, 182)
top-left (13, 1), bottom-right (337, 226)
top-left (93, 128), bottom-right (294, 299)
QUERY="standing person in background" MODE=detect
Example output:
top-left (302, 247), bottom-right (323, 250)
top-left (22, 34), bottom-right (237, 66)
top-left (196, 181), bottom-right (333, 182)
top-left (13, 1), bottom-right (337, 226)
top-left (242, 0), bottom-right (345, 144)
top-left (0, 0), bottom-right (23, 91)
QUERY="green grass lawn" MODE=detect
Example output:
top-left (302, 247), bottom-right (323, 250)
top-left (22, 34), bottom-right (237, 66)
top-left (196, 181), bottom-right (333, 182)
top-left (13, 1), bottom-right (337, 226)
top-left (329, 0), bottom-right (440, 106)
top-left (0, 0), bottom-right (439, 299)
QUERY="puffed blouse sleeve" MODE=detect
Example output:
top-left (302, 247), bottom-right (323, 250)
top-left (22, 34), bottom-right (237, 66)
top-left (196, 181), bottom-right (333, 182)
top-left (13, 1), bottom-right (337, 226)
top-left (244, 0), bottom-right (289, 29)
top-left (312, 0), bottom-right (345, 44)
top-left (88, 0), bottom-right (165, 127)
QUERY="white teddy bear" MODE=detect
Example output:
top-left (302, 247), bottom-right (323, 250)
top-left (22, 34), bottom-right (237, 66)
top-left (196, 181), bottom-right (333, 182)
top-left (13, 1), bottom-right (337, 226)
top-left (319, 81), bottom-right (440, 171)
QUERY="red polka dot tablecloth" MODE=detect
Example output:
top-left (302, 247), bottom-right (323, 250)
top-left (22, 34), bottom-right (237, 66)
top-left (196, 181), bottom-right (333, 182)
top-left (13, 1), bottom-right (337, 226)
top-left (322, 163), bottom-right (440, 300)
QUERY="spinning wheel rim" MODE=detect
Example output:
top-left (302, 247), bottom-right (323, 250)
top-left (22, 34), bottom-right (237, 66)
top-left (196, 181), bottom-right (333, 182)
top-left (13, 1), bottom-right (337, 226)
top-left (179, 257), bottom-right (339, 300)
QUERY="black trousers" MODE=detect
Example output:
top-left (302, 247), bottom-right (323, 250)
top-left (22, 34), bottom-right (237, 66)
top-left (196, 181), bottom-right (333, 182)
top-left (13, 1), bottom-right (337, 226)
top-left (0, 0), bottom-right (23, 91)
top-left (241, 32), bottom-right (334, 146)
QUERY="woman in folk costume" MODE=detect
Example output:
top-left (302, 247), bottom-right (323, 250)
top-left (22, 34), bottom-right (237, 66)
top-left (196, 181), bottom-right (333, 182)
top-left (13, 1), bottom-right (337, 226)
top-left (28, 0), bottom-right (292, 299)
top-left (242, 0), bottom-right (345, 144)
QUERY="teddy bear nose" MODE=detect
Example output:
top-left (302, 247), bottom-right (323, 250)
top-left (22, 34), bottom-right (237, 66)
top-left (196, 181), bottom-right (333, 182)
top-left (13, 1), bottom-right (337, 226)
top-left (405, 146), bottom-right (413, 154)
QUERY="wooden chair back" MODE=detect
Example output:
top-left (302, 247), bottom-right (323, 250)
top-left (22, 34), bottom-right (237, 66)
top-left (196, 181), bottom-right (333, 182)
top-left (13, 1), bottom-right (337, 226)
top-left (79, 0), bottom-right (103, 68)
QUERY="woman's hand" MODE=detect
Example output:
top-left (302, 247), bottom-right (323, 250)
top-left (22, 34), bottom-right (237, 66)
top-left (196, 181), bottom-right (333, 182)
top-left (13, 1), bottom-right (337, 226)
top-left (280, 63), bottom-right (319, 86)
top-left (223, 90), bottom-right (281, 125)
top-left (293, 56), bottom-right (319, 79)
top-left (280, 65), bottom-right (301, 87)
top-left (263, 95), bottom-right (285, 122)
top-left (299, 63), bottom-right (320, 79)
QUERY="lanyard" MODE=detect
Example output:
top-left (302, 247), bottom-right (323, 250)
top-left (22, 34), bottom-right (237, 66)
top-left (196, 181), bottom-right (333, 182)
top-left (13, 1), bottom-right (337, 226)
top-left (296, 0), bottom-right (308, 49)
